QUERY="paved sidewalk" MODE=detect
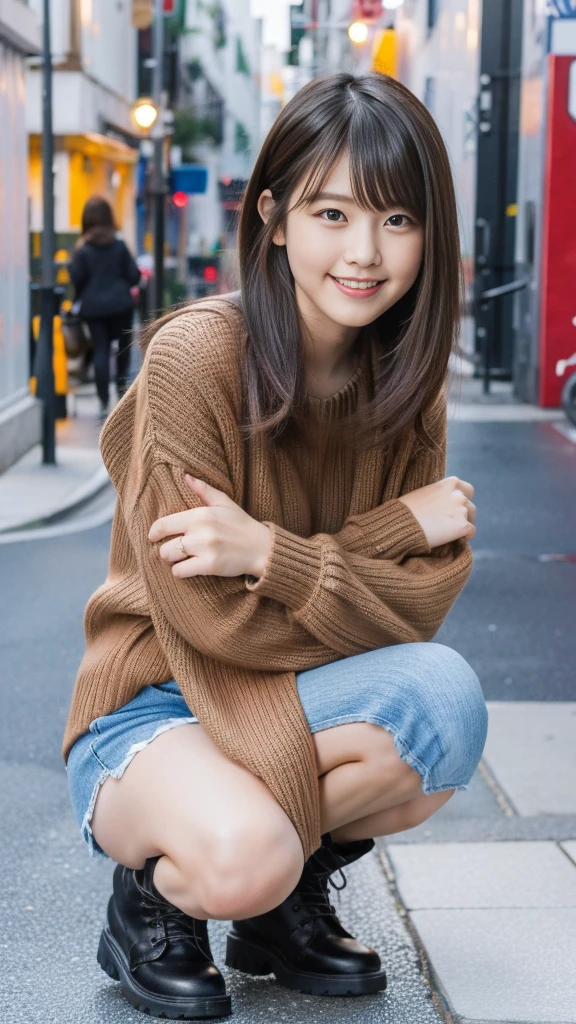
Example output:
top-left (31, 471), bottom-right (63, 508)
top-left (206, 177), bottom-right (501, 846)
top-left (0, 755), bottom-right (445, 1024)
top-left (0, 390), bottom-right (108, 534)
top-left (382, 702), bottom-right (576, 1024)
top-left (380, 381), bottom-right (576, 1024)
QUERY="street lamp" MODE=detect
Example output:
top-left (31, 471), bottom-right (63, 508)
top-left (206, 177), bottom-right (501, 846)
top-left (131, 97), bottom-right (159, 132)
top-left (348, 21), bottom-right (369, 44)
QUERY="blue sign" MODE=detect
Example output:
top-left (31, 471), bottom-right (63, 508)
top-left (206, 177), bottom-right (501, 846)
top-left (170, 165), bottom-right (208, 194)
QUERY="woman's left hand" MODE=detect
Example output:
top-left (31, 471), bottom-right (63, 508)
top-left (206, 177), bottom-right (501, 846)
top-left (148, 475), bottom-right (272, 579)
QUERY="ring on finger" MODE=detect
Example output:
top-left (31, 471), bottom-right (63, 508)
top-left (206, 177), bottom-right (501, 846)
top-left (177, 536), bottom-right (188, 559)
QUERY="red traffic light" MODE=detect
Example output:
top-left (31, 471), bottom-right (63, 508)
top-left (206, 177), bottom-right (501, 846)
top-left (173, 191), bottom-right (188, 208)
top-left (203, 265), bottom-right (218, 282)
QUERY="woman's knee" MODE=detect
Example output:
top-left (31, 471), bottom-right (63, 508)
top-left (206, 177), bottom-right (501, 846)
top-left (176, 819), bottom-right (304, 920)
top-left (418, 644), bottom-right (488, 778)
top-left (416, 644), bottom-right (487, 735)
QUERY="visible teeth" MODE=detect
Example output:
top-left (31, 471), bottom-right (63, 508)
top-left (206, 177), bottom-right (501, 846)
top-left (334, 278), bottom-right (380, 290)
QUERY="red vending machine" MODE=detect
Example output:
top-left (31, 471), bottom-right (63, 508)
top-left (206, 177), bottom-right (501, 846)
top-left (539, 53), bottom-right (576, 406)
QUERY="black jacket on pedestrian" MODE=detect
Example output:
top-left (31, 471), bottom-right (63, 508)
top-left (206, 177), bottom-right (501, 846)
top-left (70, 230), bottom-right (140, 319)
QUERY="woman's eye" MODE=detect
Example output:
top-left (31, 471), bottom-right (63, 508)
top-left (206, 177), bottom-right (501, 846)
top-left (386, 214), bottom-right (412, 227)
top-left (319, 209), bottom-right (345, 223)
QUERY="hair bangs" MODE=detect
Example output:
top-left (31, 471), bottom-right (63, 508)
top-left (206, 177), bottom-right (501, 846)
top-left (289, 110), bottom-right (426, 225)
top-left (290, 124), bottom-right (353, 212)
top-left (348, 110), bottom-right (426, 222)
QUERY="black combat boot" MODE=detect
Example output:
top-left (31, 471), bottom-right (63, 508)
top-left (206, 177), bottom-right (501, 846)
top-left (225, 835), bottom-right (387, 997)
top-left (97, 857), bottom-right (231, 1019)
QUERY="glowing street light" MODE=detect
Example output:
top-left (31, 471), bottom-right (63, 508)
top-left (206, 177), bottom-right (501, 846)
top-left (131, 97), bottom-right (159, 132)
top-left (348, 20), bottom-right (369, 44)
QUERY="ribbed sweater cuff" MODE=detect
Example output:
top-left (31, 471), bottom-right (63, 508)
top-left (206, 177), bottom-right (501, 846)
top-left (341, 498), bottom-right (431, 559)
top-left (245, 522), bottom-right (322, 610)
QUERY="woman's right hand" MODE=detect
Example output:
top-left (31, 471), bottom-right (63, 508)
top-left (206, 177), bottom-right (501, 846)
top-left (398, 476), bottom-right (476, 549)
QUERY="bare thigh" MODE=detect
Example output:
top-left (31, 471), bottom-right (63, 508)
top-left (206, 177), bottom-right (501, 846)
top-left (91, 723), bottom-right (302, 875)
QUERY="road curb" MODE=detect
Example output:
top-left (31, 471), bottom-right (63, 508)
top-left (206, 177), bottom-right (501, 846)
top-left (0, 463), bottom-right (110, 535)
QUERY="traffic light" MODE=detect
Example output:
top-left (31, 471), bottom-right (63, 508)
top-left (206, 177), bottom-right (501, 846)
top-left (188, 255), bottom-right (220, 281)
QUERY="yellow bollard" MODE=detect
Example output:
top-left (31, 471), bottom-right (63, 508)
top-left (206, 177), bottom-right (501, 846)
top-left (30, 314), bottom-right (69, 416)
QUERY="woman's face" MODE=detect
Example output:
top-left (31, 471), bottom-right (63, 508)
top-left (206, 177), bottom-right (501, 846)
top-left (258, 151), bottom-right (424, 343)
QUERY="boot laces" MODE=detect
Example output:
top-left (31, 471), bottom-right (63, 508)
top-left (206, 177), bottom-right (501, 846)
top-left (291, 855), bottom-right (348, 927)
top-left (138, 889), bottom-right (211, 959)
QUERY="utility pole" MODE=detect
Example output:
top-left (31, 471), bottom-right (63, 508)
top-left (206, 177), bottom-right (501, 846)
top-left (151, 0), bottom-right (166, 315)
top-left (36, 0), bottom-right (56, 463)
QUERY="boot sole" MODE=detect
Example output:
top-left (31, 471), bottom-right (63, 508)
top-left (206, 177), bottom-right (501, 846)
top-left (225, 932), bottom-right (387, 997)
top-left (97, 927), bottom-right (232, 1019)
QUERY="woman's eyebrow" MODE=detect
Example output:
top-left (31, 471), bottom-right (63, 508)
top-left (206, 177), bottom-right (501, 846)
top-left (312, 191), bottom-right (355, 203)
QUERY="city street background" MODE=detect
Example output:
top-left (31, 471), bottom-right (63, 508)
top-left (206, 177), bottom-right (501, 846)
top-left (1, 0), bottom-right (576, 1022)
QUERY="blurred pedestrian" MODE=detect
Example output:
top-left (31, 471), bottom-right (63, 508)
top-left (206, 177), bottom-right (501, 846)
top-left (69, 196), bottom-right (140, 420)
top-left (64, 73), bottom-right (485, 1019)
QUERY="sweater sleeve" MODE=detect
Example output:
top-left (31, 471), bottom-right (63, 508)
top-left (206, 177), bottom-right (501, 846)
top-left (244, 394), bottom-right (474, 652)
top-left (130, 461), bottom-right (370, 671)
top-left (129, 421), bottom-right (471, 672)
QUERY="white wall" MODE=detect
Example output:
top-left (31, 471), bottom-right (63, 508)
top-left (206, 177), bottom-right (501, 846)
top-left (27, 0), bottom-right (70, 58)
top-left (27, 0), bottom-right (137, 133)
top-left (181, 0), bottom-right (263, 254)
top-left (79, 0), bottom-right (137, 103)
top-left (0, 38), bottom-right (30, 411)
top-left (396, 0), bottom-right (481, 266)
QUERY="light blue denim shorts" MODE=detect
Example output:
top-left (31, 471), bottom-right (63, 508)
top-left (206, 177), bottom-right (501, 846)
top-left (67, 642), bottom-right (488, 858)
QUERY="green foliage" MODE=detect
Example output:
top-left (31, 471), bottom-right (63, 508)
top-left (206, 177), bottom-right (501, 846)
top-left (173, 108), bottom-right (222, 155)
top-left (235, 36), bottom-right (250, 75)
top-left (187, 57), bottom-right (203, 81)
top-left (197, 0), bottom-right (227, 48)
top-left (234, 121), bottom-right (251, 156)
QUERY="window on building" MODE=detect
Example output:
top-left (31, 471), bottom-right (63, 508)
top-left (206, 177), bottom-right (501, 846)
top-left (235, 37), bottom-right (250, 76)
top-left (234, 121), bottom-right (251, 156)
top-left (427, 0), bottom-right (439, 32)
top-left (424, 76), bottom-right (435, 114)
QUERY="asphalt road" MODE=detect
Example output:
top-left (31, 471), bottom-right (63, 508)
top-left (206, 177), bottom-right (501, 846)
top-left (1, 417), bottom-right (575, 1022)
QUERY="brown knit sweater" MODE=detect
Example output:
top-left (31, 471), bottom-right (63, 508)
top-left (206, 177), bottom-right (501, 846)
top-left (63, 294), bottom-right (473, 858)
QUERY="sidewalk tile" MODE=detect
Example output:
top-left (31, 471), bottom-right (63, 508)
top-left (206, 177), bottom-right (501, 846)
top-left (484, 703), bottom-right (576, 815)
top-left (386, 842), bottom-right (576, 909)
top-left (410, 908), bottom-right (576, 1022)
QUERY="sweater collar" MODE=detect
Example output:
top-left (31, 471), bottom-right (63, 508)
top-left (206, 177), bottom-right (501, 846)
top-left (304, 341), bottom-right (370, 423)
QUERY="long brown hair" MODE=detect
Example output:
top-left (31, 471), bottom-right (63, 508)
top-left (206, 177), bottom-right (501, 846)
top-left (146, 72), bottom-right (462, 453)
top-left (240, 71), bottom-right (461, 451)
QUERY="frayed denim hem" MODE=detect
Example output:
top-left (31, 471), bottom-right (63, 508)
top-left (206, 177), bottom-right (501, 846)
top-left (308, 712), bottom-right (472, 796)
top-left (77, 716), bottom-right (197, 859)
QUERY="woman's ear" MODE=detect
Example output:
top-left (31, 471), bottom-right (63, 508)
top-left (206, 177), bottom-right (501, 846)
top-left (257, 189), bottom-right (286, 246)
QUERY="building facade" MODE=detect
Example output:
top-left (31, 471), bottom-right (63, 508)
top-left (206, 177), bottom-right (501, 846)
top-left (26, 0), bottom-right (139, 253)
top-left (395, 0), bottom-right (481, 365)
top-left (0, 0), bottom-right (41, 472)
top-left (178, 0), bottom-right (261, 264)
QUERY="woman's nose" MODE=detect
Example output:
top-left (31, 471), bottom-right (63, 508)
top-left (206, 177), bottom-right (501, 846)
top-left (344, 227), bottom-right (382, 269)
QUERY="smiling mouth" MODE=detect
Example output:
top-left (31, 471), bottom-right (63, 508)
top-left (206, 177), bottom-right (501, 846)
top-left (329, 275), bottom-right (386, 293)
